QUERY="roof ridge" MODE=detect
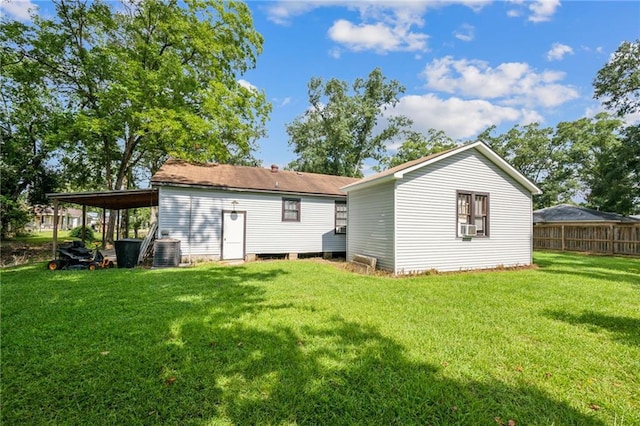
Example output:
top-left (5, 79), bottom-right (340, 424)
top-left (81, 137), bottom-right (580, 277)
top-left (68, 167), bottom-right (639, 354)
top-left (162, 158), bottom-right (359, 181)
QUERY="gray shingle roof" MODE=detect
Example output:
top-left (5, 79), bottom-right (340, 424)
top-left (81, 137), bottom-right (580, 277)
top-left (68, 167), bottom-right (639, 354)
top-left (533, 204), bottom-right (640, 223)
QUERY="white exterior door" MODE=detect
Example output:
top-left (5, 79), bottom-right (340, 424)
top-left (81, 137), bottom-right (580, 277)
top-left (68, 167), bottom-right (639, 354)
top-left (222, 211), bottom-right (245, 260)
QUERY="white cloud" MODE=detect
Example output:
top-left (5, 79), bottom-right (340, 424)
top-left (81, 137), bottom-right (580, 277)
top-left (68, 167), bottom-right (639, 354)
top-left (506, 9), bottom-right (522, 18)
top-left (0, 0), bottom-right (37, 21)
top-left (586, 101), bottom-right (640, 127)
top-left (238, 79), bottom-right (258, 92)
top-left (454, 24), bottom-right (475, 42)
top-left (281, 97), bottom-right (292, 107)
top-left (421, 56), bottom-right (579, 108)
top-left (329, 47), bottom-right (342, 59)
top-left (265, 1), bottom-right (472, 24)
top-left (547, 43), bottom-right (573, 61)
top-left (520, 109), bottom-right (545, 125)
top-left (265, 1), bottom-right (492, 54)
top-left (264, 1), bottom-right (322, 25)
top-left (528, 0), bottom-right (560, 22)
top-left (506, 0), bottom-right (560, 22)
top-left (328, 19), bottom-right (428, 53)
top-left (389, 94), bottom-right (523, 139)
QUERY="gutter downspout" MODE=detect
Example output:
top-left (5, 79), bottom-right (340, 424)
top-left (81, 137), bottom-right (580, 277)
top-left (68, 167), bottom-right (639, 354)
top-left (188, 195), bottom-right (193, 264)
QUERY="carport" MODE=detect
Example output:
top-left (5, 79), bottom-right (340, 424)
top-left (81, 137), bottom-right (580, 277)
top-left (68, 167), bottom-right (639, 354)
top-left (46, 189), bottom-right (158, 258)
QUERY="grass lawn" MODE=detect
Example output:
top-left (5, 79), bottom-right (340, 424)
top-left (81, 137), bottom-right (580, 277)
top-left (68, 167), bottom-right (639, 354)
top-left (1, 252), bottom-right (638, 425)
top-left (4, 230), bottom-right (72, 244)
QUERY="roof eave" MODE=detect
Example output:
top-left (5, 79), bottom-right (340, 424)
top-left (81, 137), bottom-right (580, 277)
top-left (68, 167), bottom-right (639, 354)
top-left (341, 174), bottom-right (396, 192)
top-left (152, 181), bottom-right (347, 198)
top-left (342, 141), bottom-right (542, 195)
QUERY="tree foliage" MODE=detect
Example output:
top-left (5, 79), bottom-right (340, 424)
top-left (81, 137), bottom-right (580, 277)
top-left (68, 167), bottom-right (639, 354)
top-left (586, 125), bottom-right (640, 214)
top-left (479, 123), bottom-right (571, 208)
top-left (286, 68), bottom-right (411, 177)
top-left (1, 29), bottom-right (61, 237)
top-left (479, 114), bottom-right (631, 211)
top-left (591, 40), bottom-right (640, 214)
top-left (376, 129), bottom-right (458, 171)
top-left (1, 0), bottom-right (270, 240)
top-left (0, 0), bottom-right (270, 189)
top-left (593, 39), bottom-right (640, 117)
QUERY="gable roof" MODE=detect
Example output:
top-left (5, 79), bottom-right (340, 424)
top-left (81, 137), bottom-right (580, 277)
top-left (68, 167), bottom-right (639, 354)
top-left (151, 159), bottom-right (359, 197)
top-left (533, 204), bottom-right (640, 224)
top-left (341, 141), bottom-right (542, 194)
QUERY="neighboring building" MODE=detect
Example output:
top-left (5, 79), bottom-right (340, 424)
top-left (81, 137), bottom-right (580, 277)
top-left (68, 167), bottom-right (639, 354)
top-left (534, 204), bottom-right (640, 224)
top-left (30, 205), bottom-right (83, 231)
top-left (341, 141), bottom-right (542, 274)
top-left (533, 204), bottom-right (640, 255)
top-left (151, 161), bottom-right (358, 262)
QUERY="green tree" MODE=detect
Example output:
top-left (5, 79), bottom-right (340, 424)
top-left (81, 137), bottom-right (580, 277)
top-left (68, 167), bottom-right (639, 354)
top-left (592, 40), bottom-right (640, 214)
top-left (479, 114), bottom-right (630, 212)
top-left (585, 124), bottom-right (639, 214)
top-left (1, 0), bottom-right (270, 241)
top-left (593, 39), bottom-right (640, 117)
top-left (376, 129), bottom-right (458, 171)
top-left (286, 68), bottom-right (411, 177)
top-left (478, 123), bottom-right (574, 208)
top-left (0, 32), bottom-right (61, 237)
top-left (555, 113), bottom-right (623, 185)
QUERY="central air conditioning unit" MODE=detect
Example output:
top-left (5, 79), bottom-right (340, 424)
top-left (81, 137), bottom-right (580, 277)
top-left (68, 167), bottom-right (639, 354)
top-left (460, 224), bottom-right (477, 237)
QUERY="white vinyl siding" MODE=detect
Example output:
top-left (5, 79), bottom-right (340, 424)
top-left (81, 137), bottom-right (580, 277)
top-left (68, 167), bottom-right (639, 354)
top-left (157, 186), bottom-right (346, 258)
top-left (346, 181), bottom-right (395, 271)
top-left (394, 149), bottom-right (533, 273)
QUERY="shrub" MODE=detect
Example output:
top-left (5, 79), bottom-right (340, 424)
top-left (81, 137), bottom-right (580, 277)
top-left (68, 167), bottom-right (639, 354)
top-left (0, 196), bottom-right (32, 239)
top-left (69, 226), bottom-right (96, 242)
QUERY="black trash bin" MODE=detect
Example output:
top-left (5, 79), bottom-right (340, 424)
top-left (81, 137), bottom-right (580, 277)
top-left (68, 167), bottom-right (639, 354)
top-left (114, 239), bottom-right (143, 268)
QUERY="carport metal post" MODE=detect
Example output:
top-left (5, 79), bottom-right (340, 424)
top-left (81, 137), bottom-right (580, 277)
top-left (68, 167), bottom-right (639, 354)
top-left (82, 205), bottom-right (87, 242)
top-left (102, 208), bottom-right (106, 247)
top-left (52, 199), bottom-right (59, 258)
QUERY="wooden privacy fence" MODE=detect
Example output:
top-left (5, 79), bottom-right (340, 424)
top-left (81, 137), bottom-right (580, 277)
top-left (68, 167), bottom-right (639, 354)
top-left (534, 223), bottom-right (640, 256)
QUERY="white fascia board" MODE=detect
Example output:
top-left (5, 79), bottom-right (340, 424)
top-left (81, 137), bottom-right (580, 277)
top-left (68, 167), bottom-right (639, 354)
top-left (394, 141), bottom-right (542, 195)
top-left (342, 141), bottom-right (542, 195)
top-left (340, 175), bottom-right (395, 193)
top-left (472, 142), bottom-right (542, 195)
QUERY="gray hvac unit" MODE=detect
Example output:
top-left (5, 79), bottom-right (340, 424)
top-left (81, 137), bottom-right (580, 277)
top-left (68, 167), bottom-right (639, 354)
top-left (153, 239), bottom-right (181, 268)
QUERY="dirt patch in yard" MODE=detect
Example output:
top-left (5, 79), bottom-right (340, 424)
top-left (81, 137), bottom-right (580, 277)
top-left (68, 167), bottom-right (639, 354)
top-left (1, 241), bottom-right (52, 267)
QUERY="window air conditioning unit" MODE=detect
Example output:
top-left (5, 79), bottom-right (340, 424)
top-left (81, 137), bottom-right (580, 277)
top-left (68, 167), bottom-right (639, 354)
top-left (460, 224), bottom-right (477, 237)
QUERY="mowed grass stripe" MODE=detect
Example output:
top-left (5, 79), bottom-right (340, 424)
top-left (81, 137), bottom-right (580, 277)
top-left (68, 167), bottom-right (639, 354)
top-left (1, 252), bottom-right (638, 425)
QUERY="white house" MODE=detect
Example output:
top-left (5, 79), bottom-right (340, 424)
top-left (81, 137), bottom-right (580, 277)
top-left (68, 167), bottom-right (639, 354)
top-left (29, 205), bottom-right (83, 231)
top-left (341, 141), bottom-right (542, 273)
top-left (150, 160), bottom-right (358, 262)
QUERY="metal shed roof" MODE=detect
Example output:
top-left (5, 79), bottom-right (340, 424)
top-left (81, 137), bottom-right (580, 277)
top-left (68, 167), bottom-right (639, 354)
top-left (47, 189), bottom-right (158, 210)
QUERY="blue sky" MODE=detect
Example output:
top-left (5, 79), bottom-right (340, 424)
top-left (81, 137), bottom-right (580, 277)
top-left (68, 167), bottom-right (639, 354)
top-left (3, 0), bottom-right (639, 172)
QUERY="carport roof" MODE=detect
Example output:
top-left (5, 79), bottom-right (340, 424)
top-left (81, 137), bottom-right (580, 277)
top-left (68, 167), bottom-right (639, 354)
top-left (47, 189), bottom-right (158, 210)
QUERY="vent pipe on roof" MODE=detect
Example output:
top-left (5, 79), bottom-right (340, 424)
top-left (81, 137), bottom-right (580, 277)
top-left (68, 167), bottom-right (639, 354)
top-left (271, 164), bottom-right (279, 173)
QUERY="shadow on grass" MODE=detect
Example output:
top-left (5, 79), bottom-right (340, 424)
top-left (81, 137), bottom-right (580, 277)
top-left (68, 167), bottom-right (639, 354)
top-left (2, 264), bottom-right (605, 425)
top-left (534, 252), bottom-right (640, 286)
top-left (546, 310), bottom-right (640, 347)
top-left (161, 315), bottom-right (604, 425)
top-left (1, 264), bottom-right (287, 423)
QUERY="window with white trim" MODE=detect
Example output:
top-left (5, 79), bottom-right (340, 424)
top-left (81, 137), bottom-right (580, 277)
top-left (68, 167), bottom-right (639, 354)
top-left (457, 191), bottom-right (489, 237)
top-left (282, 198), bottom-right (300, 222)
top-left (335, 201), bottom-right (347, 234)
